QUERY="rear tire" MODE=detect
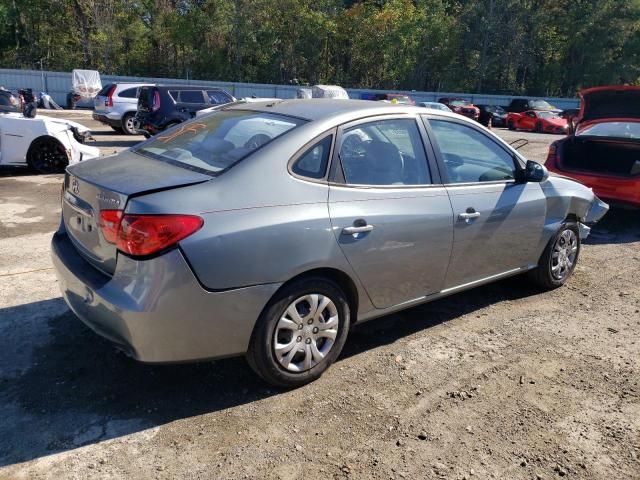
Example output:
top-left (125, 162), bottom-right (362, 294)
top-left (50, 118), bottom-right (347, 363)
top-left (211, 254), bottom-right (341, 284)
top-left (246, 277), bottom-right (351, 388)
top-left (535, 122), bottom-right (543, 133)
top-left (27, 137), bottom-right (69, 174)
top-left (528, 222), bottom-right (580, 290)
top-left (121, 112), bottom-right (137, 135)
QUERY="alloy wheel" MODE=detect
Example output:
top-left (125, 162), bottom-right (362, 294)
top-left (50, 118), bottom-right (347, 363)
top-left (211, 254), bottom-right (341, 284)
top-left (550, 229), bottom-right (578, 281)
top-left (273, 294), bottom-right (339, 372)
top-left (30, 139), bottom-right (68, 173)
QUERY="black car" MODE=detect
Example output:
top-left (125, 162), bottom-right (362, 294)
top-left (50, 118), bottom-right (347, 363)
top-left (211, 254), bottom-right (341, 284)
top-left (477, 104), bottom-right (508, 127)
top-left (135, 85), bottom-right (234, 136)
top-left (506, 98), bottom-right (561, 114)
top-left (0, 89), bottom-right (19, 113)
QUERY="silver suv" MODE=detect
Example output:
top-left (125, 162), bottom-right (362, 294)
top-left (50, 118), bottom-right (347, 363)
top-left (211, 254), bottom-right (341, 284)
top-left (93, 83), bottom-right (152, 135)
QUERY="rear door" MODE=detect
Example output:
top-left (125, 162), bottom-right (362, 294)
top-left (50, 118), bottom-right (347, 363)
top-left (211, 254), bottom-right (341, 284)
top-left (328, 115), bottom-right (453, 309)
top-left (424, 116), bottom-right (546, 289)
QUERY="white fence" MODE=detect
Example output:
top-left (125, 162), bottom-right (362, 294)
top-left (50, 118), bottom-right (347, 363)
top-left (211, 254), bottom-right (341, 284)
top-left (0, 68), bottom-right (580, 110)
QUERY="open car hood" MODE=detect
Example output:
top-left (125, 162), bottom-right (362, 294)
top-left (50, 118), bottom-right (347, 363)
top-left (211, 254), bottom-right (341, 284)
top-left (578, 85), bottom-right (640, 124)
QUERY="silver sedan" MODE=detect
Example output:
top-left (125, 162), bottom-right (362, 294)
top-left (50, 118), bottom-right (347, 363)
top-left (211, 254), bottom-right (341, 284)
top-left (52, 100), bottom-right (608, 387)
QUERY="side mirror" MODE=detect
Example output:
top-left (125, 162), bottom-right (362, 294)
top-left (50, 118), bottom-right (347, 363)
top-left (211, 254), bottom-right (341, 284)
top-left (524, 160), bottom-right (549, 183)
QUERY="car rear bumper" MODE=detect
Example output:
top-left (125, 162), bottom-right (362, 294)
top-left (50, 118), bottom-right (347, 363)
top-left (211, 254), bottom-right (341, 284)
top-left (547, 167), bottom-right (640, 208)
top-left (51, 228), bottom-right (281, 363)
top-left (92, 112), bottom-right (122, 127)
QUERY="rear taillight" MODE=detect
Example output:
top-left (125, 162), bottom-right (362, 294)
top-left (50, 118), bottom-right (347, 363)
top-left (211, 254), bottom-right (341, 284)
top-left (99, 209), bottom-right (123, 244)
top-left (117, 214), bottom-right (203, 256)
top-left (99, 211), bottom-right (203, 257)
top-left (151, 90), bottom-right (161, 112)
top-left (547, 143), bottom-right (558, 167)
top-left (105, 84), bottom-right (117, 107)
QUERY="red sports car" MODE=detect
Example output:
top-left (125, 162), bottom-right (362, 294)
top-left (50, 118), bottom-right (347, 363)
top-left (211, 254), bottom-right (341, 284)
top-left (437, 97), bottom-right (480, 121)
top-left (546, 85), bottom-right (640, 208)
top-left (506, 110), bottom-right (569, 134)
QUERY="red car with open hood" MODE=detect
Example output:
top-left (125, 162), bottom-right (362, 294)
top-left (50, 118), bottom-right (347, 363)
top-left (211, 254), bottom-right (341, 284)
top-left (546, 85), bottom-right (640, 208)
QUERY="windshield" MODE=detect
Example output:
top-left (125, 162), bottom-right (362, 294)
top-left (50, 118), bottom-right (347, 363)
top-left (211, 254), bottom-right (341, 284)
top-left (449, 99), bottom-right (471, 107)
top-left (134, 110), bottom-right (305, 174)
top-left (486, 105), bottom-right (506, 114)
top-left (577, 121), bottom-right (640, 139)
top-left (537, 111), bottom-right (559, 119)
top-left (530, 100), bottom-right (556, 110)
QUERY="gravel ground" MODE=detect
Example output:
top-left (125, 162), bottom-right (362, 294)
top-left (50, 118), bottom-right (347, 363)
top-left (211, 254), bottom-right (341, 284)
top-left (0, 115), bottom-right (639, 480)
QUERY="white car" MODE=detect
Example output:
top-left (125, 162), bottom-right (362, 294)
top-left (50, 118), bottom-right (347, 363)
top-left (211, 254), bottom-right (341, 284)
top-left (93, 83), bottom-right (152, 135)
top-left (0, 113), bottom-right (100, 173)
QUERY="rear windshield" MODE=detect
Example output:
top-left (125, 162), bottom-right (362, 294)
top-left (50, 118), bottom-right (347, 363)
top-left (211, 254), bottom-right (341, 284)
top-left (97, 83), bottom-right (114, 96)
top-left (134, 110), bottom-right (305, 174)
top-left (530, 100), bottom-right (556, 110)
top-left (578, 122), bottom-right (640, 139)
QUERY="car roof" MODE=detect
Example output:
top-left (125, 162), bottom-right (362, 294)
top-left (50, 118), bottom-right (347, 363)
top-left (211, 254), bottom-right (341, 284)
top-left (153, 85), bottom-right (227, 90)
top-left (225, 99), bottom-right (444, 122)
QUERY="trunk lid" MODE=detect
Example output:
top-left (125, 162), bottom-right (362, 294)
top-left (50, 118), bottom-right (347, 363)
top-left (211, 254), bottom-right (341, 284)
top-left (578, 86), bottom-right (640, 125)
top-left (63, 151), bottom-right (211, 275)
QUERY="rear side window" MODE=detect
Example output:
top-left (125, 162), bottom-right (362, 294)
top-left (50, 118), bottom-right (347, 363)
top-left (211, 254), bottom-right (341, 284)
top-left (207, 90), bottom-right (232, 105)
top-left (118, 87), bottom-right (138, 98)
top-left (292, 136), bottom-right (333, 179)
top-left (168, 90), bottom-right (179, 101)
top-left (179, 90), bottom-right (205, 103)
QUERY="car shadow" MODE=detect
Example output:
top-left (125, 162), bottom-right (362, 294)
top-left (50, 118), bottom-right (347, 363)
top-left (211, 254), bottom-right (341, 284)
top-left (584, 206), bottom-right (640, 245)
top-left (0, 277), bottom-right (541, 467)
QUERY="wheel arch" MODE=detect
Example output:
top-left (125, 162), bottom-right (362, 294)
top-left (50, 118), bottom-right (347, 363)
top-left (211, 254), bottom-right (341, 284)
top-left (266, 267), bottom-right (360, 324)
top-left (26, 134), bottom-right (68, 165)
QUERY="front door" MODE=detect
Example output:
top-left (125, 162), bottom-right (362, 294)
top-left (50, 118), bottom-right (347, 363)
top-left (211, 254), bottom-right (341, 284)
top-left (328, 116), bottom-right (453, 309)
top-left (425, 117), bottom-right (547, 289)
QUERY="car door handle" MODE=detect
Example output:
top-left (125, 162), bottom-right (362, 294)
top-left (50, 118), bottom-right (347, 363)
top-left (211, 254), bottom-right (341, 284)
top-left (342, 224), bottom-right (374, 235)
top-left (458, 211), bottom-right (481, 222)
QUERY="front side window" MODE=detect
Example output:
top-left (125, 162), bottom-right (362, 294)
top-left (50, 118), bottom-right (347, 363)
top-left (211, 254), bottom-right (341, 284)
top-left (292, 136), bottom-right (333, 179)
top-left (338, 119), bottom-right (431, 186)
top-left (429, 119), bottom-right (517, 183)
top-left (134, 110), bottom-right (305, 174)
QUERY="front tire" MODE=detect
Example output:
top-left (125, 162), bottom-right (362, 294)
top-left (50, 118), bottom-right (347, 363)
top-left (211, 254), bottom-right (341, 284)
top-left (535, 122), bottom-right (543, 133)
top-left (508, 120), bottom-right (515, 130)
top-left (27, 137), bottom-right (69, 174)
top-left (247, 277), bottom-right (351, 388)
top-left (528, 222), bottom-right (580, 290)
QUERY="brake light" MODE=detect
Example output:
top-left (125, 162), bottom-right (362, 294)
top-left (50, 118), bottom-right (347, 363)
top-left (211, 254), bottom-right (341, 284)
top-left (99, 210), bottom-right (123, 243)
top-left (117, 214), bottom-right (203, 256)
top-left (151, 90), bottom-right (161, 112)
top-left (98, 211), bottom-right (202, 257)
top-left (105, 84), bottom-right (117, 107)
top-left (547, 143), bottom-right (558, 166)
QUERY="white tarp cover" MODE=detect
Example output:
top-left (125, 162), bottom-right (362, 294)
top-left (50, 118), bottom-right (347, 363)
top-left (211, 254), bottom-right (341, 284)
top-left (71, 69), bottom-right (102, 98)
top-left (311, 85), bottom-right (349, 99)
top-left (296, 88), bottom-right (312, 99)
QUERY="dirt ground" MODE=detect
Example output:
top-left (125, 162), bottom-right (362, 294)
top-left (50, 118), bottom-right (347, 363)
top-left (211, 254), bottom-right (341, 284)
top-left (0, 113), bottom-right (639, 480)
